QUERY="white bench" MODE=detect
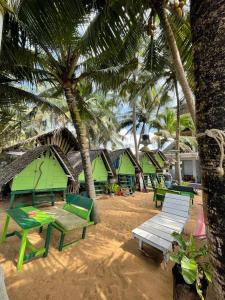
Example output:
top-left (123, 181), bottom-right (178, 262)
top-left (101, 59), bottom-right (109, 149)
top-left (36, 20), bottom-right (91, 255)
top-left (132, 193), bottom-right (190, 261)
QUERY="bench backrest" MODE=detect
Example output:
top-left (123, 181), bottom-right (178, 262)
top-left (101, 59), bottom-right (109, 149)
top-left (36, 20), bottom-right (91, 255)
top-left (171, 185), bottom-right (195, 193)
top-left (162, 193), bottom-right (190, 218)
top-left (65, 194), bottom-right (93, 221)
top-left (154, 187), bottom-right (181, 196)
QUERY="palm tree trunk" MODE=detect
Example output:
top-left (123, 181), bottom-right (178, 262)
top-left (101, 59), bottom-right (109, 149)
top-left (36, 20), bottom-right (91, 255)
top-left (0, 8), bottom-right (3, 51)
top-left (191, 1), bottom-right (225, 298)
top-left (174, 79), bottom-right (182, 184)
top-left (138, 123), bottom-right (145, 150)
top-left (64, 86), bottom-right (99, 224)
top-left (132, 97), bottom-right (139, 161)
top-left (153, 1), bottom-right (196, 123)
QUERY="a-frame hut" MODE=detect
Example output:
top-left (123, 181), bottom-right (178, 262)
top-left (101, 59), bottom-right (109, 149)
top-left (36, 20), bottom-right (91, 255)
top-left (67, 149), bottom-right (115, 194)
top-left (0, 145), bottom-right (76, 206)
top-left (139, 151), bottom-right (161, 189)
top-left (111, 148), bottom-right (142, 191)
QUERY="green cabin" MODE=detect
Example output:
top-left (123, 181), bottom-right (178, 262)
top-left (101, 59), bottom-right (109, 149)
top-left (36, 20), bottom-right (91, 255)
top-left (67, 149), bottom-right (115, 194)
top-left (111, 148), bottom-right (142, 191)
top-left (0, 145), bottom-right (75, 206)
top-left (139, 152), bottom-right (159, 189)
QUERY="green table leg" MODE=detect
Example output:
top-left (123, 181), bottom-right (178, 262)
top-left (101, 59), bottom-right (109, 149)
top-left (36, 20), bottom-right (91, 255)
top-left (17, 230), bottom-right (28, 271)
top-left (1, 215), bottom-right (10, 243)
top-left (43, 224), bottom-right (52, 257)
top-left (10, 193), bottom-right (15, 208)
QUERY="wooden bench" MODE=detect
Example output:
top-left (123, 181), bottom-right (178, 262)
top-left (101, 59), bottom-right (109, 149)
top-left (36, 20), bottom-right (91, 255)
top-left (46, 194), bottom-right (93, 251)
top-left (132, 193), bottom-right (190, 261)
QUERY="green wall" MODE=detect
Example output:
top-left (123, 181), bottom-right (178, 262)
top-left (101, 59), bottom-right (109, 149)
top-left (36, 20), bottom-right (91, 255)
top-left (155, 153), bottom-right (164, 168)
top-left (117, 153), bottom-right (135, 175)
top-left (79, 155), bottom-right (108, 182)
top-left (140, 154), bottom-right (156, 174)
top-left (11, 151), bottom-right (68, 191)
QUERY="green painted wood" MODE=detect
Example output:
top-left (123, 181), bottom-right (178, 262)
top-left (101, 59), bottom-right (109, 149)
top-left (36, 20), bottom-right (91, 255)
top-left (17, 230), bottom-right (28, 271)
top-left (7, 206), bottom-right (54, 230)
top-left (79, 155), bottom-right (108, 182)
top-left (11, 150), bottom-right (68, 191)
top-left (140, 154), bottom-right (156, 174)
top-left (117, 153), bottom-right (135, 175)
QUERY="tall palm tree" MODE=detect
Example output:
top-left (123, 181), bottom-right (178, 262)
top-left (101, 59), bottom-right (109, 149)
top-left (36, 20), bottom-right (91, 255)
top-left (120, 85), bottom-right (172, 149)
top-left (10, 0), bottom-right (140, 222)
top-left (105, 1), bottom-right (195, 121)
top-left (152, 108), bottom-right (196, 150)
top-left (150, 0), bottom-right (195, 122)
top-left (191, 1), bottom-right (225, 297)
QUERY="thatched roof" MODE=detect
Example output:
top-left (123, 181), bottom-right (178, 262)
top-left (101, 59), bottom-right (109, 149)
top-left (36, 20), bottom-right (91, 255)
top-left (0, 145), bottom-right (76, 190)
top-left (111, 148), bottom-right (142, 173)
top-left (2, 127), bottom-right (79, 154)
top-left (67, 149), bottom-right (116, 176)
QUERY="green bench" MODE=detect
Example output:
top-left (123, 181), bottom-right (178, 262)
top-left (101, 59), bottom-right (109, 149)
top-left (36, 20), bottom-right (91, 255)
top-left (169, 185), bottom-right (195, 204)
top-left (153, 187), bottom-right (194, 208)
top-left (153, 188), bottom-right (181, 208)
top-left (45, 194), bottom-right (93, 251)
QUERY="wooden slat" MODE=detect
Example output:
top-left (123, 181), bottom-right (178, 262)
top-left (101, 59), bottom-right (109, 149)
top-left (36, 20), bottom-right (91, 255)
top-left (165, 193), bottom-right (190, 202)
top-left (132, 228), bottom-right (171, 252)
top-left (162, 207), bottom-right (189, 218)
top-left (151, 216), bottom-right (184, 231)
top-left (160, 212), bottom-right (187, 223)
top-left (142, 220), bottom-right (176, 234)
top-left (139, 223), bottom-right (174, 242)
top-left (163, 202), bottom-right (189, 212)
top-left (163, 198), bottom-right (189, 208)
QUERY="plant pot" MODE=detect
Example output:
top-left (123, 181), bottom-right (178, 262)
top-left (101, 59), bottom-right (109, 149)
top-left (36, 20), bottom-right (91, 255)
top-left (172, 264), bottom-right (208, 300)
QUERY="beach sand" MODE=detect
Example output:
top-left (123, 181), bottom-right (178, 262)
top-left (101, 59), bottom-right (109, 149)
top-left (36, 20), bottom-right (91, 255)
top-left (0, 191), bottom-right (202, 300)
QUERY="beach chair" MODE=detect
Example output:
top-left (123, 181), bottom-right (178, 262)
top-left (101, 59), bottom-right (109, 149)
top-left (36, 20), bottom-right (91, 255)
top-left (0, 267), bottom-right (9, 300)
top-left (46, 194), bottom-right (93, 251)
top-left (132, 193), bottom-right (190, 261)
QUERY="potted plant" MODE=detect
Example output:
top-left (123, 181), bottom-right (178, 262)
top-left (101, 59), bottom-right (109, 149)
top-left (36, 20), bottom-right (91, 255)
top-left (106, 183), bottom-right (120, 196)
top-left (170, 232), bottom-right (211, 300)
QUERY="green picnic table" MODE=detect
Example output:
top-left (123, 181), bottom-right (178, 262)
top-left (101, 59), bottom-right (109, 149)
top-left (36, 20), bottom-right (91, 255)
top-left (0, 206), bottom-right (54, 271)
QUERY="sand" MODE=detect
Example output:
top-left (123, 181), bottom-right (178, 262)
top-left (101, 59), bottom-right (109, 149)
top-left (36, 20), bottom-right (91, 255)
top-left (0, 191), bottom-right (202, 300)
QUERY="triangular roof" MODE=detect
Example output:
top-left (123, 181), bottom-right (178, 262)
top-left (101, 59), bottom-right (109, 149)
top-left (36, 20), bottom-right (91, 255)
top-left (155, 150), bottom-right (167, 162)
top-left (0, 145), bottom-right (76, 190)
top-left (111, 148), bottom-right (142, 173)
top-left (67, 149), bottom-right (116, 177)
top-left (139, 151), bottom-right (162, 171)
top-left (2, 127), bottom-right (79, 154)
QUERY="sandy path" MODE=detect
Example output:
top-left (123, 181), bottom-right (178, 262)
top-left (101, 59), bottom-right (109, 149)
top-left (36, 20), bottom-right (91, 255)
top-left (0, 192), bottom-right (202, 300)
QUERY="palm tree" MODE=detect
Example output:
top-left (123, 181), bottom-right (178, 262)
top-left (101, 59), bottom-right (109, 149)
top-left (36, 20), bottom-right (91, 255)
top-left (149, 1), bottom-right (195, 122)
top-left (9, 1), bottom-right (140, 223)
top-left (191, 1), bottom-right (225, 297)
top-left (0, 0), bottom-right (12, 50)
top-left (120, 85), bottom-right (172, 149)
top-left (152, 108), bottom-right (196, 150)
